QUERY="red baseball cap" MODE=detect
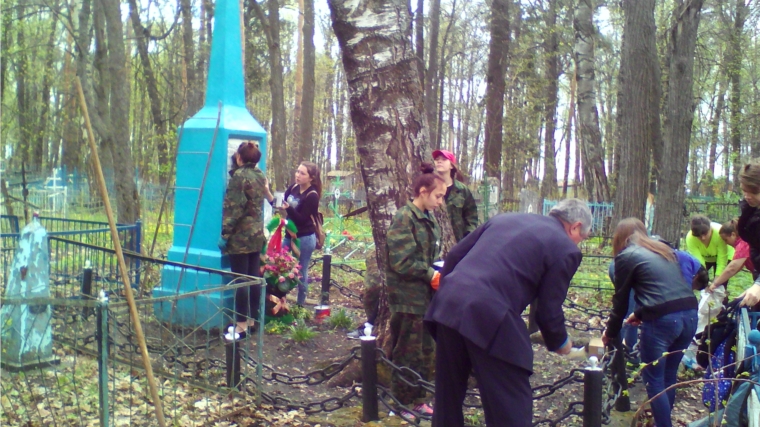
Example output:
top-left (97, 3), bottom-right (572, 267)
top-left (432, 149), bottom-right (456, 165)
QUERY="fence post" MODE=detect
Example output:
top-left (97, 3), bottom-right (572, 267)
top-left (96, 291), bottom-right (110, 427)
top-left (134, 219), bottom-right (141, 289)
top-left (360, 330), bottom-right (379, 422)
top-left (225, 341), bottom-right (242, 390)
top-left (612, 337), bottom-right (630, 412)
top-left (82, 260), bottom-right (93, 317)
top-left (583, 356), bottom-right (602, 427)
top-left (320, 254), bottom-right (332, 306)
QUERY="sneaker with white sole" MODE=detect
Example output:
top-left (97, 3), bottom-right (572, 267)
top-left (346, 327), bottom-right (363, 340)
top-left (414, 403), bottom-right (434, 416)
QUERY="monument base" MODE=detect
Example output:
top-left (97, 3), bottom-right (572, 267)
top-left (1, 357), bottom-right (60, 372)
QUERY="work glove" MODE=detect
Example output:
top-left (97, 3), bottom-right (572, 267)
top-left (217, 237), bottom-right (228, 251)
top-left (431, 271), bottom-right (441, 290)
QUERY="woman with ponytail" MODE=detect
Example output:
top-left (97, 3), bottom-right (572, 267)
top-left (385, 162), bottom-right (445, 420)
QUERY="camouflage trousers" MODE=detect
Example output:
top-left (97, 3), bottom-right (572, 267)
top-left (389, 312), bottom-right (435, 406)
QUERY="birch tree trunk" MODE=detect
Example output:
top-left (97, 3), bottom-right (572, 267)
top-left (573, 0), bottom-right (610, 202)
top-left (652, 0), bottom-right (703, 243)
top-left (539, 0), bottom-right (559, 204)
top-left (299, 0), bottom-right (316, 162)
top-left (328, 0), bottom-right (455, 349)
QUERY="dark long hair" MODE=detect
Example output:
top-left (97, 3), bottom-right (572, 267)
top-left (612, 218), bottom-right (676, 262)
top-left (300, 161), bottom-right (322, 197)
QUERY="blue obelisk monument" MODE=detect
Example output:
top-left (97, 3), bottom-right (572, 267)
top-left (154, 0), bottom-right (267, 329)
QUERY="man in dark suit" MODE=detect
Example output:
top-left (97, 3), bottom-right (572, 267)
top-left (424, 198), bottom-right (592, 427)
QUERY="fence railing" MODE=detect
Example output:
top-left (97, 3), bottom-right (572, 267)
top-left (0, 216), bottom-right (141, 292)
top-left (0, 236), bottom-right (266, 426)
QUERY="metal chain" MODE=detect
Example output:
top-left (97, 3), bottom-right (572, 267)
top-left (243, 346), bottom-right (360, 386)
top-left (244, 380), bottom-right (361, 414)
top-left (531, 369), bottom-right (585, 400)
top-left (329, 279), bottom-right (364, 302)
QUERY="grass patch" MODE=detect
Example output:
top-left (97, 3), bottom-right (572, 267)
top-left (290, 305), bottom-right (312, 322)
top-left (264, 321), bottom-right (290, 335)
top-left (327, 308), bottom-right (353, 330)
top-left (288, 320), bottom-right (317, 343)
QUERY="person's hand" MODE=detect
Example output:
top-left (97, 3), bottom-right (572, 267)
top-left (625, 313), bottom-right (641, 327)
top-left (601, 330), bottom-right (609, 346)
top-left (706, 282), bottom-right (715, 293)
top-left (281, 201), bottom-right (290, 210)
top-left (556, 338), bottom-right (573, 355)
top-left (217, 237), bottom-right (228, 251)
top-left (431, 272), bottom-right (441, 290)
top-left (739, 284), bottom-right (760, 307)
top-left (264, 178), bottom-right (273, 198)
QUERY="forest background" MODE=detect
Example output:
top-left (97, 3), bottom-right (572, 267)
top-left (1, 0), bottom-right (758, 245)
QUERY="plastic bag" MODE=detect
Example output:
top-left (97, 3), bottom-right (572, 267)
top-left (697, 287), bottom-right (726, 336)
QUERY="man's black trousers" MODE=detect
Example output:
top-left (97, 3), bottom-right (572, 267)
top-left (432, 324), bottom-right (532, 427)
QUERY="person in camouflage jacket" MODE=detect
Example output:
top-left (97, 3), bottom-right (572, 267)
top-left (433, 150), bottom-right (479, 242)
top-left (385, 163), bottom-right (445, 419)
top-left (220, 142), bottom-right (274, 341)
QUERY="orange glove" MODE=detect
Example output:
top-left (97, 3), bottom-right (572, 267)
top-left (431, 272), bottom-right (441, 290)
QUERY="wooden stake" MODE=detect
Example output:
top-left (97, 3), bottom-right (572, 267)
top-left (75, 77), bottom-right (167, 427)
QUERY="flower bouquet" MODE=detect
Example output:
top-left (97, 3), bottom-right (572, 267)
top-left (262, 247), bottom-right (301, 295)
top-left (262, 247), bottom-right (301, 322)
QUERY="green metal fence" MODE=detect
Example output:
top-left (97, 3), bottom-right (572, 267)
top-left (1, 237), bottom-right (265, 426)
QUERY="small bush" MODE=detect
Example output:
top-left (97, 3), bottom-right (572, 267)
top-left (328, 308), bottom-right (353, 330)
top-left (290, 305), bottom-right (312, 322)
top-left (288, 320), bottom-right (317, 343)
top-left (265, 321), bottom-right (289, 335)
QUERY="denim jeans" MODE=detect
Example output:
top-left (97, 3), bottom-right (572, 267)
top-left (284, 233), bottom-right (316, 305)
top-left (639, 309), bottom-right (697, 427)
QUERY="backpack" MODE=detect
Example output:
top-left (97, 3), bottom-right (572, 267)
top-left (305, 189), bottom-right (325, 250)
top-left (312, 211), bottom-right (325, 250)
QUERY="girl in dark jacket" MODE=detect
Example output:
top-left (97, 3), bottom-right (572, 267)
top-left (280, 161), bottom-right (322, 306)
top-left (603, 218), bottom-right (698, 427)
top-left (736, 161), bottom-right (760, 307)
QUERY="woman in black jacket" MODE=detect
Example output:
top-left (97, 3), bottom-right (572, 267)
top-left (602, 218), bottom-right (698, 427)
top-left (280, 161), bottom-right (322, 306)
top-left (737, 162), bottom-right (760, 307)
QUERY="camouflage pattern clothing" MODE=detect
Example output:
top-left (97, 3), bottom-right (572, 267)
top-left (445, 180), bottom-right (479, 242)
top-left (221, 163), bottom-right (267, 255)
top-left (385, 201), bottom-right (441, 315)
top-left (389, 312), bottom-right (435, 406)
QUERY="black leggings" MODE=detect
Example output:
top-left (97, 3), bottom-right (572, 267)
top-left (229, 252), bottom-right (262, 322)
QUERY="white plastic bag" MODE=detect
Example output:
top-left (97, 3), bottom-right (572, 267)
top-left (696, 287), bottom-right (725, 336)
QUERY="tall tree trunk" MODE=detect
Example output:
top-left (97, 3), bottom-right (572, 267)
top-left (425, 0), bottom-right (441, 148)
top-left (611, 0), bottom-right (662, 229)
top-left (562, 72), bottom-right (576, 198)
top-left (540, 0), bottom-right (559, 204)
top-left (573, 0), bottom-right (610, 202)
top-left (652, 0), bottom-right (703, 244)
top-left (33, 7), bottom-right (60, 172)
top-left (180, 0), bottom-right (201, 114)
top-left (708, 82), bottom-right (725, 180)
top-left (299, 0), bottom-right (316, 162)
top-left (728, 0), bottom-right (747, 190)
top-left (414, 0), bottom-right (424, 85)
top-left (252, 0), bottom-right (288, 189)
top-left (101, 0), bottom-right (139, 223)
top-left (328, 0), bottom-right (455, 350)
top-left (128, 0), bottom-right (169, 184)
top-left (292, 0), bottom-right (305, 166)
top-left (15, 0), bottom-right (30, 166)
top-left (484, 0), bottom-right (510, 182)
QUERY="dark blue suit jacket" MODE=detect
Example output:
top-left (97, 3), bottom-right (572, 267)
top-left (424, 213), bottom-right (582, 373)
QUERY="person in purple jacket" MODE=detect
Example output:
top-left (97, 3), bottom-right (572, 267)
top-left (424, 198), bottom-right (592, 427)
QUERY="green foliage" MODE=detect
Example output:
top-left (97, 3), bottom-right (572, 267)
top-left (288, 320), bottom-right (317, 343)
top-left (327, 308), bottom-right (353, 330)
top-left (290, 305), bottom-right (312, 322)
top-left (264, 321), bottom-right (290, 335)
